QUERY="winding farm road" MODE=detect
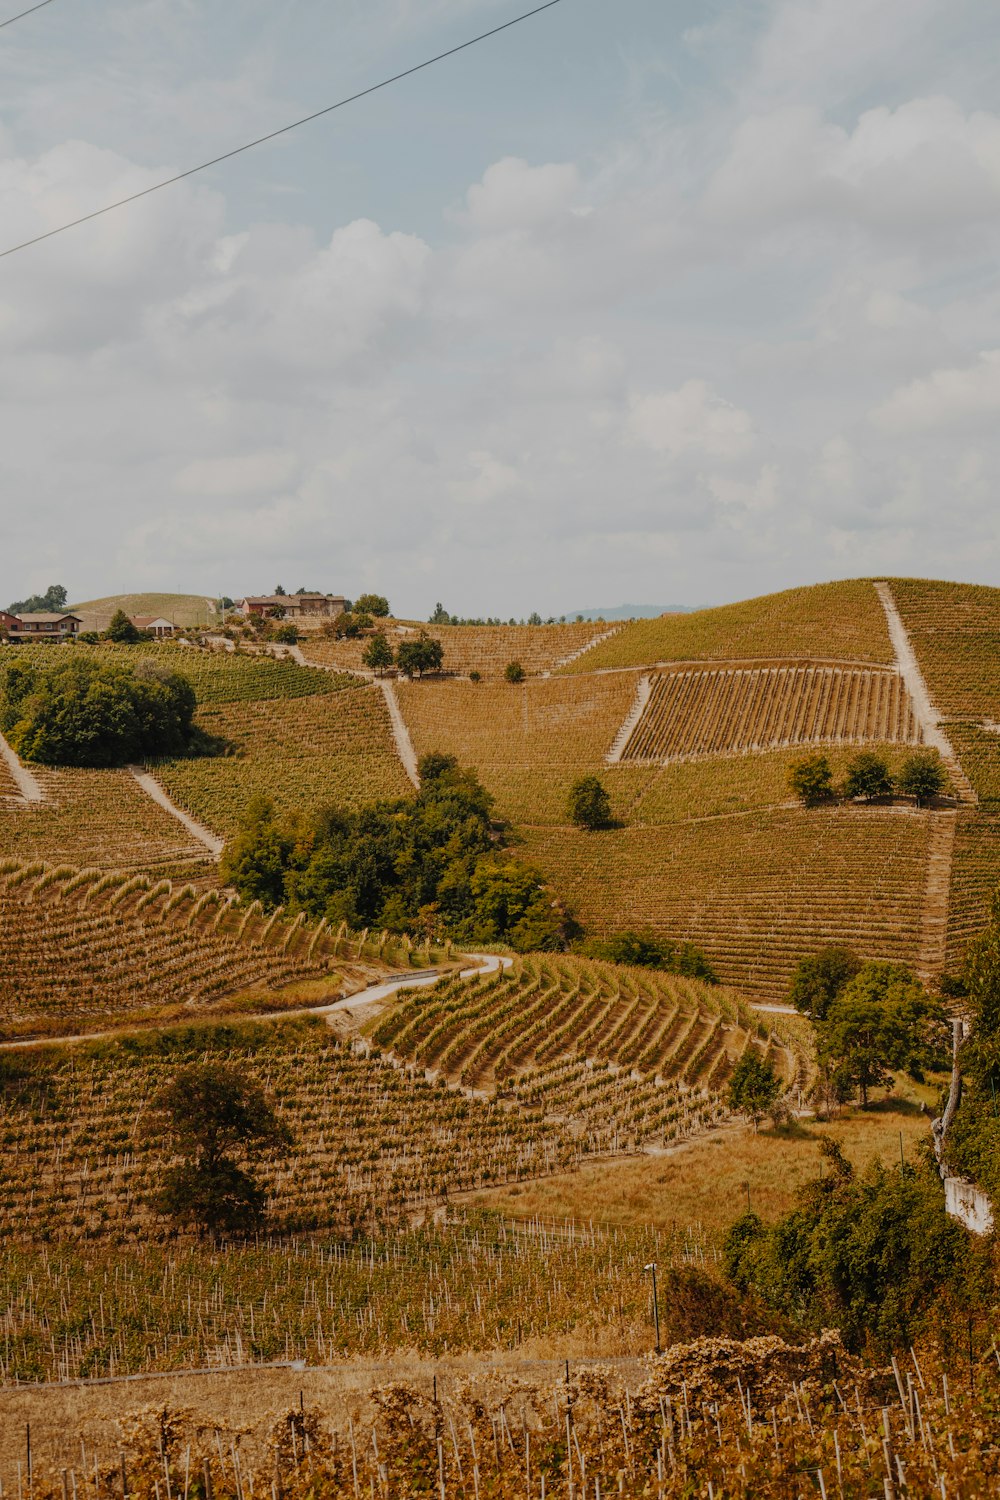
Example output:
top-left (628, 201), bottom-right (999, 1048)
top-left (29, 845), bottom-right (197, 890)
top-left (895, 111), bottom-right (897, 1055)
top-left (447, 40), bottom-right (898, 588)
top-left (0, 953), bottom-right (513, 1053)
top-left (127, 766), bottom-right (224, 858)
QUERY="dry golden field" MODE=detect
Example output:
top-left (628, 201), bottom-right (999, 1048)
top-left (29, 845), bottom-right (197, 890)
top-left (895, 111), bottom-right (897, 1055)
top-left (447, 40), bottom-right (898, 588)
top-left (559, 579), bottom-right (895, 672)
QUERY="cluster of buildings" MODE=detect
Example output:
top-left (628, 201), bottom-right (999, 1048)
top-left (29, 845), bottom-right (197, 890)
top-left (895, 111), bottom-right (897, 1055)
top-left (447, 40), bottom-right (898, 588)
top-left (0, 610), bottom-right (178, 642)
top-left (236, 593), bottom-right (347, 623)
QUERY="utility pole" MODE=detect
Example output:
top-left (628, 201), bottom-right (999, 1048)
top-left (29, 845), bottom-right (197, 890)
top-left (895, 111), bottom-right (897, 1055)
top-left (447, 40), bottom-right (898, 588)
top-left (644, 1262), bottom-right (661, 1355)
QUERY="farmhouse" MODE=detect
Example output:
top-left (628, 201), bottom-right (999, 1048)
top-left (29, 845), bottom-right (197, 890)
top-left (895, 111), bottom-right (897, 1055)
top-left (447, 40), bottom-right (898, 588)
top-left (0, 610), bottom-right (21, 634)
top-left (131, 615), bottom-right (177, 638)
top-left (6, 611), bottom-right (82, 642)
top-left (239, 593), bottom-right (347, 621)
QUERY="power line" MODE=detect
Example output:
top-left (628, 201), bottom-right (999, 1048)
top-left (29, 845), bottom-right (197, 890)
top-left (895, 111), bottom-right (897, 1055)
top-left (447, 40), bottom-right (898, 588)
top-left (0, 0), bottom-right (566, 260)
top-left (0, 0), bottom-right (55, 32)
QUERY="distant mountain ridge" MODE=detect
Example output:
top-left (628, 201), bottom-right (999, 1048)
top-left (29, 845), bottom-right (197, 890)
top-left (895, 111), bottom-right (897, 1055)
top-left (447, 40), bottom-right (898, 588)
top-left (567, 603), bottom-right (701, 621)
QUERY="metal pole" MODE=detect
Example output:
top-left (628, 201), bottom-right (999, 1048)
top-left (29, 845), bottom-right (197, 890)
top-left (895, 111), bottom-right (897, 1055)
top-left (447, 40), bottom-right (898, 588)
top-left (645, 1263), bottom-right (661, 1355)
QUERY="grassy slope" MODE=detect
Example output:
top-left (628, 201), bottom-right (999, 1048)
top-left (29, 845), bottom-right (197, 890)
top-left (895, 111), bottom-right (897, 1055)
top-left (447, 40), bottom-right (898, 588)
top-left (559, 579), bottom-right (895, 672)
top-left (68, 592), bottom-right (221, 630)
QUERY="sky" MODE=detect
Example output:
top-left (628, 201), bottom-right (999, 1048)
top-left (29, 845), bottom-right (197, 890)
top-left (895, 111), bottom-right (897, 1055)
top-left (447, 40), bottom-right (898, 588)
top-left (2, 0), bottom-right (1000, 618)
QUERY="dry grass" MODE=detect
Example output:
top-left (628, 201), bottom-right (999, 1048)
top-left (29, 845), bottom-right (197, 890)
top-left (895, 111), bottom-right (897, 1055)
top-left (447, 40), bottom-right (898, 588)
top-left (464, 1082), bottom-right (939, 1233)
top-left (559, 580), bottom-right (895, 673)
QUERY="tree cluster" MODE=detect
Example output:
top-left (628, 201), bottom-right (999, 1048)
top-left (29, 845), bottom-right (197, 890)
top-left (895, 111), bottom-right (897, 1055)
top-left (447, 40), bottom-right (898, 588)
top-left (788, 748), bottom-right (947, 808)
top-left (428, 602), bottom-right (582, 626)
top-left (7, 583), bottom-right (68, 614)
top-left (789, 948), bottom-right (947, 1106)
top-left (724, 1138), bottom-right (978, 1354)
top-left (582, 927), bottom-right (717, 983)
top-left (0, 656), bottom-right (197, 766)
top-left (940, 894), bottom-right (1000, 1199)
top-left (220, 753), bottom-right (568, 950)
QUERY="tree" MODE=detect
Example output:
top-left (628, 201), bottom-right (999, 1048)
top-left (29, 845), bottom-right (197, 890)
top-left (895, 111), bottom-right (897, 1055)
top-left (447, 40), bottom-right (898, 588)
top-left (269, 622), bottom-right (299, 645)
top-left (274, 584), bottom-right (286, 596)
top-left (504, 660), bottom-right (526, 683)
top-left (397, 633), bottom-right (444, 678)
top-left (528, 612), bottom-right (542, 626)
top-left (816, 962), bottom-right (945, 1105)
top-left (429, 603), bottom-right (452, 625)
top-left (788, 946), bottom-right (862, 1020)
top-left (354, 594), bottom-right (391, 618)
top-left (843, 751), bottom-right (893, 801)
top-left (3, 658), bottom-right (197, 767)
top-left (788, 754), bottom-right (835, 807)
top-left (568, 774), bottom-right (612, 830)
top-left (8, 584), bottom-right (68, 614)
top-left (105, 609), bottom-right (145, 643)
top-left (362, 632), bottom-right (394, 676)
top-left (149, 1063), bottom-right (292, 1237)
top-left (726, 1051), bottom-right (782, 1130)
top-left (897, 749), bottom-right (946, 806)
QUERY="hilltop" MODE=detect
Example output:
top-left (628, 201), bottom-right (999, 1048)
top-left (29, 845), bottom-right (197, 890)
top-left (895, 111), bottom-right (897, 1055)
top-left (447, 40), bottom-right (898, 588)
top-left (68, 591), bottom-right (222, 631)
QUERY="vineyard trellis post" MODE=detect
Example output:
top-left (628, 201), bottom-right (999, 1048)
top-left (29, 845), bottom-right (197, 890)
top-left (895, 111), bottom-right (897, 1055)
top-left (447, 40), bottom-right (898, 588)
top-left (644, 1262), bottom-right (662, 1355)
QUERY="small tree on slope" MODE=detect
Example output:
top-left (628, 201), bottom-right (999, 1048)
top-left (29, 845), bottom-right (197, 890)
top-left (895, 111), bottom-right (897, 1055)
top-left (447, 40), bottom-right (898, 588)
top-left (727, 1052), bottom-right (782, 1131)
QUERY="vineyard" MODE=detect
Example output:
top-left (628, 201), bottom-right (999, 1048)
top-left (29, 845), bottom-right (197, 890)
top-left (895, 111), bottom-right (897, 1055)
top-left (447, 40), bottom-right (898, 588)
top-left (558, 580), bottom-right (896, 673)
top-left (518, 806), bottom-right (934, 1000)
top-left (1, 641), bottom-right (347, 704)
top-left (0, 858), bottom-right (406, 1038)
top-left (395, 674), bottom-right (647, 823)
top-left (0, 764), bottom-right (211, 872)
top-left (5, 1228), bottom-right (1000, 1500)
top-left (300, 621), bottom-right (613, 679)
top-left (67, 592), bottom-right (221, 632)
top-left (153, 686), bottom-right (413, 837)
top-left (620, 664), bottom-right (923, 763)
top-left (371, 953), bottom-right (804, 1105)
top-left (890, 577), bottom-right (1000, 720)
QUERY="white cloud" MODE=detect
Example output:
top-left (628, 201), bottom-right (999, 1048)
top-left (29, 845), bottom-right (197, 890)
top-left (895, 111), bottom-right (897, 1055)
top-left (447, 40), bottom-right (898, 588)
top-left (628, 382), bottom-right (756, 461)
top-left (872, 351), bottom-right (1000, 432)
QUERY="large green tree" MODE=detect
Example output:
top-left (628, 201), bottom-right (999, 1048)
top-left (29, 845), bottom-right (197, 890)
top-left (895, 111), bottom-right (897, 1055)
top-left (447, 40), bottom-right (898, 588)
top-left (397, 633), bottom-right (444, 678)
top-left (362, 632), bottom-right (394, 676)
top-left (726, 1051), bottom-right (782, 1130)
top-left (816, 963), bottom-right (945, 1105)
top-left (788, 754), bottom-right (835, 807)
top-left (149, 1063), bottom-right (292, 1238)
top-left (843, 751), bottom-right (893, 801)
top-left (1, 657), bottom-right (196, 766)
top-left (568, 774), bottom-right (612, 830)
top-left (788, 947), bottom-right (861, 1020)
top-left (897, 750), bottom-right (947, 806)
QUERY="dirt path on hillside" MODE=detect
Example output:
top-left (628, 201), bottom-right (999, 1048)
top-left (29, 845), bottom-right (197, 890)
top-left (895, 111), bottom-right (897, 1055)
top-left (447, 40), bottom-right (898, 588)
top-left (0, 730), bottom-right (43, 802)
top-left (379, 678), bottom-right (420, 787)
top-left (127, 766), bottom-right (224, 857)
top-left (874, 580), bottom-right (974, 801)
top-left (916, 809), bottom-right (958, 981)
top-left (605, 674), bottom-right (651, 762)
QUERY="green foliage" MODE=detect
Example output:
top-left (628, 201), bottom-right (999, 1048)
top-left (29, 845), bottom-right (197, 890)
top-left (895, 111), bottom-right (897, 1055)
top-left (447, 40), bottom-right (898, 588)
top-left (221, 754), bottom-right (565, 950)
top-left (362, 632), bottom-right (394, 675)
top-left (944, 894), bottom-right (1000, 1197)
top-left (724, 1140), bottom-right (977, 1354)
top-left (788, 946), bottom-right (862, 1020)
top-left (582, 928), bottom-right (717, 982)
top-left (897, 748), bottom-right (947, 805)
top-left (105, 608), bottom-right (145, 643)
top-left (354, 594), bottom-right (390, 618)
top-left (504, 660), bottom-right (526, 683)
top-left (843, 751), bottom-right (893, 801)
top-left (397, 633), bottom-right (444, 678)
top-left (8, 584), bottom-right (67, 614)
top-left (815, 963), bottom-right (946, 1105)
top-left (268, 622), bottom-right (299, 645)
top-left (148, 1062), bottom-right (292, 1237)
top-left (567, 774), bottom-right (612, 831)
top-left (726, 1051), bottom-right (782, 1128)
top-left (788, 754), bottom-right (835, 807)
top-left (0, 657), bottom-right (197, 767)
top-left (429, 602), bottom-right (452, 624)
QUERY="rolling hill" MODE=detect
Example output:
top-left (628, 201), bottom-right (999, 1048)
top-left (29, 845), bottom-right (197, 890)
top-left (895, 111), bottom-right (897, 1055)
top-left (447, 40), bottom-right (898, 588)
top-left (68, 591), bottom-right (222, 631)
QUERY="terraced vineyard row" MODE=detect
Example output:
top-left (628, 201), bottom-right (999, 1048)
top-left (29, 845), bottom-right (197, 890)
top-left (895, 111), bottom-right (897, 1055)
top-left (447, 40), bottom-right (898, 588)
top-left (154, 685), bottom-right (413, 836)
top-left (301, 621), bottom-right (612, 679)
top-left (0, 860), bottom-right (440, 1038)
top-left (372, 954), bottom-right (806, 1106)
top-left (1, 642), bottom-right (348, 704)
top-left (621, 664), bottom-right (923, 762)
top-left (559, 580), bottom-right (895, 673)
top-left (0, 763), bottom-right (211, 871)
top-left (0, 1023), bottom-right (578, 1245)
top-left (890, 577), bottom-right (1000, 720)
top-left (519, 807), bottom-right (934, 1001)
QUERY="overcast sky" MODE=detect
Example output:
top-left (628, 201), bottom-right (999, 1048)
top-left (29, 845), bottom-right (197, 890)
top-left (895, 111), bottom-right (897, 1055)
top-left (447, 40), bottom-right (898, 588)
top-left (2, 0), bottom-right (999, 617)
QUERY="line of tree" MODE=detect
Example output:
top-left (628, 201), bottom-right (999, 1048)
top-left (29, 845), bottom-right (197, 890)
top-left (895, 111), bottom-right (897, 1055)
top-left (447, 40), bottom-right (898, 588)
top-left (581, 927), bottom-right (717, 983)
top-left (0, 656), bottom-right (198, 766)
top-left (220, 753), bottom-right (570, 950)
top-left (359, 630), bottom-right (443, 678)
top-left (789, 748), bottom-right (947, 807)
top-left (429, 603), bottom-right (589, 626)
